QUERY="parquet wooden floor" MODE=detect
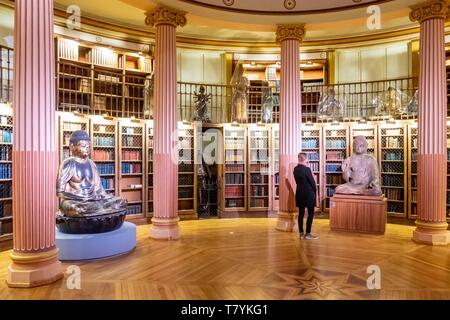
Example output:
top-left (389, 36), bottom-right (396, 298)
top-left (0, 218), bottom-right (448, 300)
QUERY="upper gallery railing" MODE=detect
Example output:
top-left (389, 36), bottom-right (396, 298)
top-left (0, 49), bottom-right (420, 123)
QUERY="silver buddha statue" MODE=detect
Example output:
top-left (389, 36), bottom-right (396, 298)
top-left (336, 136), bottom-right (382, 196)
top-left (56, 130), bottom-right (127, 234)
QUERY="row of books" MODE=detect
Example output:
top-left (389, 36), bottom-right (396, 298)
top-left (250, 185), bottom-right (268, 197)
top-left (383, 151), bottom-right (403, 161)
top-left (225, 173), bottom-right (244, 184)
top-left (225, 131), bottom-right (245, 138)
top-left (302, 131), bottom-right (319, 137)
top-left (97, 74), bottom-right (121, 83)
top-left (0, 183), bottom-right (12, 198)
top-left (250, 163), bottom-right (270, 173)
top-left (92, 48), bottom-right (122, 69)
top-left (226, 164), bottom-right (245, 172)
top-left (97, 163), bottom-right (115, 175)
top-left (326, 151), bottom-right (345, 161)
top-left (250, 199), bottom-right (268, 208)
top-left (0, 164), bottom-right (12, 179)
top-left (0, 129), bottom-right (12, 143)
top-left (225, 199), bottom-right (244, 208)
top-left (384, 129), bottom-right (402, 136)
top-left (179, 188), bottom-right (193, 199)
top-left (384, 137), bottom-right (402, 148)
top-left (92, 150), bottom-right (114, 161)
top-left (251, 174), bottom-right (269, 184)
top-left (302, 139), bottom-right (319, 149)
top-left (327, 175), bottom-right (343, 185)
top-left (326, 164), bottom-right (342, 173)
top-left (58, 40), bottom-right (80, 61)
top-left (307, 152), bottom-right (320, 161)
top-left (122, 163), bottom-right (142, 174)
top-left (382, 176), bottom-right (404, 187)
top-left (411, 190), bottom-right (417, 202)
top-left (126, 204), bottom-right (142, 215)
top-left (250, 140), bottom-right (268, 149)
top-left (122, 150), bottom-right (141, 161)
top-left (388, 202), bottom-right (403, 213)
top-left (225, 185), bottom-right (244, 197)
top-left (326, 139), bottom-right (346, 149)
top-left (309, 162), bottom-right (320, 172)
top-left (250, 154), bottom-right (269, 162)
top-left (101, 178), bottom-right (114, 190)
top-left (122, 136), bottom-right (140, 147)
top-left (63, 122), bottom-right (84, 131)
top-left (383, 188), bottom-right (404, 201)
top-left (382, 163), bottom-right (404, 173)
top-left (250, 131), bottom-right (268, 138)
top-left (226, 155), bottom-right (245, 162)
top-left (326, 187), bottom-right (336, 197)
top-left (179, 163), bottom-right (194, 173)
top-left (0, 202), bottom-right (12, 218)
top-left (94, 136), bottom-right (115, 147)
top-left (0, 146), bottom-right (11, 161)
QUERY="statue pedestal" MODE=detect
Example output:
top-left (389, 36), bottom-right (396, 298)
top-left (330, 194), bottom-right (387, 234)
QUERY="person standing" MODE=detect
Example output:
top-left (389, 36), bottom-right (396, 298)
top-left (293, 152), bottom-right (318, 240)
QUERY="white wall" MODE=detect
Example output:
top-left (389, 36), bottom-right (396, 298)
top-left (177, 49), bottom-right (227, 84)
top-left (335, 42), bottom-right (411, 83)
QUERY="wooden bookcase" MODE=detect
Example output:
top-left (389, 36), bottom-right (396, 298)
top-left (407, 121), bottom-right (418, 219)
top-left (301, 124), bottom-right (323, 210)
top-left (58, 113), bottom-right (90, 162)
top-left (222, 124), bottom-right (247, 216)
top-left (178, 123), bottom-right (197, 220)
top-left (271, 124), bottom-right (279, 212)
top-left (119, 120), bottom-right (146, 221)
top-left (248, 124), bottom-right (270, 212)
top-left (56, 38), bottom-right (153, 118)
top-left (90, 117), bottom-right (118, 197)
top-left (146, 121), bottom-right (154, 218)
top-left (0, 106), bottom-right (13, 242)
top-left (378, 122), bottom-right (408, 217)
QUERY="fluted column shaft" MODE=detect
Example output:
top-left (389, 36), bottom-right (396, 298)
top-left (7, 0), bottom-right (63, 287)
top-left (275, 25), bottom-right (304, 232)
top-left (145, 7), bottom-right (186, 239)
top-left (410, 0), bottom-right (450, 245)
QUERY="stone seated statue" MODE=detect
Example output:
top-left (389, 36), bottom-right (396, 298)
top-left (56, 130), bottom-right (127, 234)
top-left (335, 136), bottom-right (382, 196)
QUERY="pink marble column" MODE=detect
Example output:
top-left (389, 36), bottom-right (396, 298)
top-left (145, 7), bottom-right (186, 239)
top-left (410, 0), bottom-right (450, 245)
top-left (7, 0), bottom-right (63, 287)
top-left (275, 25), bottom-right (304, 232)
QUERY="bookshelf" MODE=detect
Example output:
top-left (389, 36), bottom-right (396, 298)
top-left (146, 121), bottom-right (154, 218)
top-left (323, 123), bottom-right (349, 211)
top-left (271, 124), bottom-right (279, 212)
top-left (90, 117), bottom-right (118, 197)
top-left (0, 46), bottom-right (13, 104)
top-left (222, 124), bottom-right (247, 215)
top-left (247, 80), bottom-right (267, 124)
top-left (119, 121), bottom-right (145, 220)
top-left (59, 113), bottom-right (90, 162)
top-left (0, 107), bottom-right (12, 242)
top-left (407, 122), bottom-right (418, 219)
top-left (301, 124), bottom-right (323, 210)
top-left (56, 38), bottom-right (153, 118)
top-left (178, 123), bottom-right (197, 220)
top-left (378, 123), bottom-right (408, 217)
top-left (248, 125), bottom-right (270, 212)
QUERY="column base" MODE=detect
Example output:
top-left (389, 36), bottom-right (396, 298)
top-left (149, 217), bottom-right (180, 240)
top-left (7, 247), bottom-right (63, 288)
top-left (412, 221), bottom-right (450, 246)
top-left (276, 211), bottom-right (298, 232)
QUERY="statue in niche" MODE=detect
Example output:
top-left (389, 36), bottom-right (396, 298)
top-left (335, 135), bottom-right (382, 196)
top-left (230, 62), bottom-right (249, 122)
top-left (373, 86), bottom-right (406, 117)
top-left (261, 86), bottom-right (273, 123)
top-left (144, 72), bottom-right (154, 119)
top-left (407, 89), bottom-right (419, 115)
top-left (56, 130), bottom-right (127, 234)
top-left (318, 88), bottom-right (344, 121)
top-left (193, 85), bottom-right (212, 122)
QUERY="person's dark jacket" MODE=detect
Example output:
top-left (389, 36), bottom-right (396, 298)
top-left (294, 164), bottom-right (317, 208)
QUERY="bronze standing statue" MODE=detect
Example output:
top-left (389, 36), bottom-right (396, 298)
top-left (56, 130), bottom-right (127, 234)
top-left (193, 85), bottom-right (212, 122)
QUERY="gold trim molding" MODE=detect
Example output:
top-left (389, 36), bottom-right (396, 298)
top-left (145, 6), bottom-right (187, 28)
top-left (10, 247), bottom-right (59, 264)
top-left (276, 24), bottom-right (305, 43)
top-left (410, 0), bottom-right (450, 23)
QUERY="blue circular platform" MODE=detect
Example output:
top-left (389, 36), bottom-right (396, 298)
top-left (56, 222), bottom-right (137, 261)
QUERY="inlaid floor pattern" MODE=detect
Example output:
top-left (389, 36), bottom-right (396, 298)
top-left (0, 218), bottom-right (449, 300)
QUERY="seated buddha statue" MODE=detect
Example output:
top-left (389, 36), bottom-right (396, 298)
top-left (56, 130), bottom-right (127, 219)
top-left (335, 136), bottom-right (382, 196)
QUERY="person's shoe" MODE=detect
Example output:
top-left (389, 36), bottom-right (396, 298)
top-left (299, 232), bottom-right (305, 239)
top-left (304, 233), bottom-right (319, 240)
